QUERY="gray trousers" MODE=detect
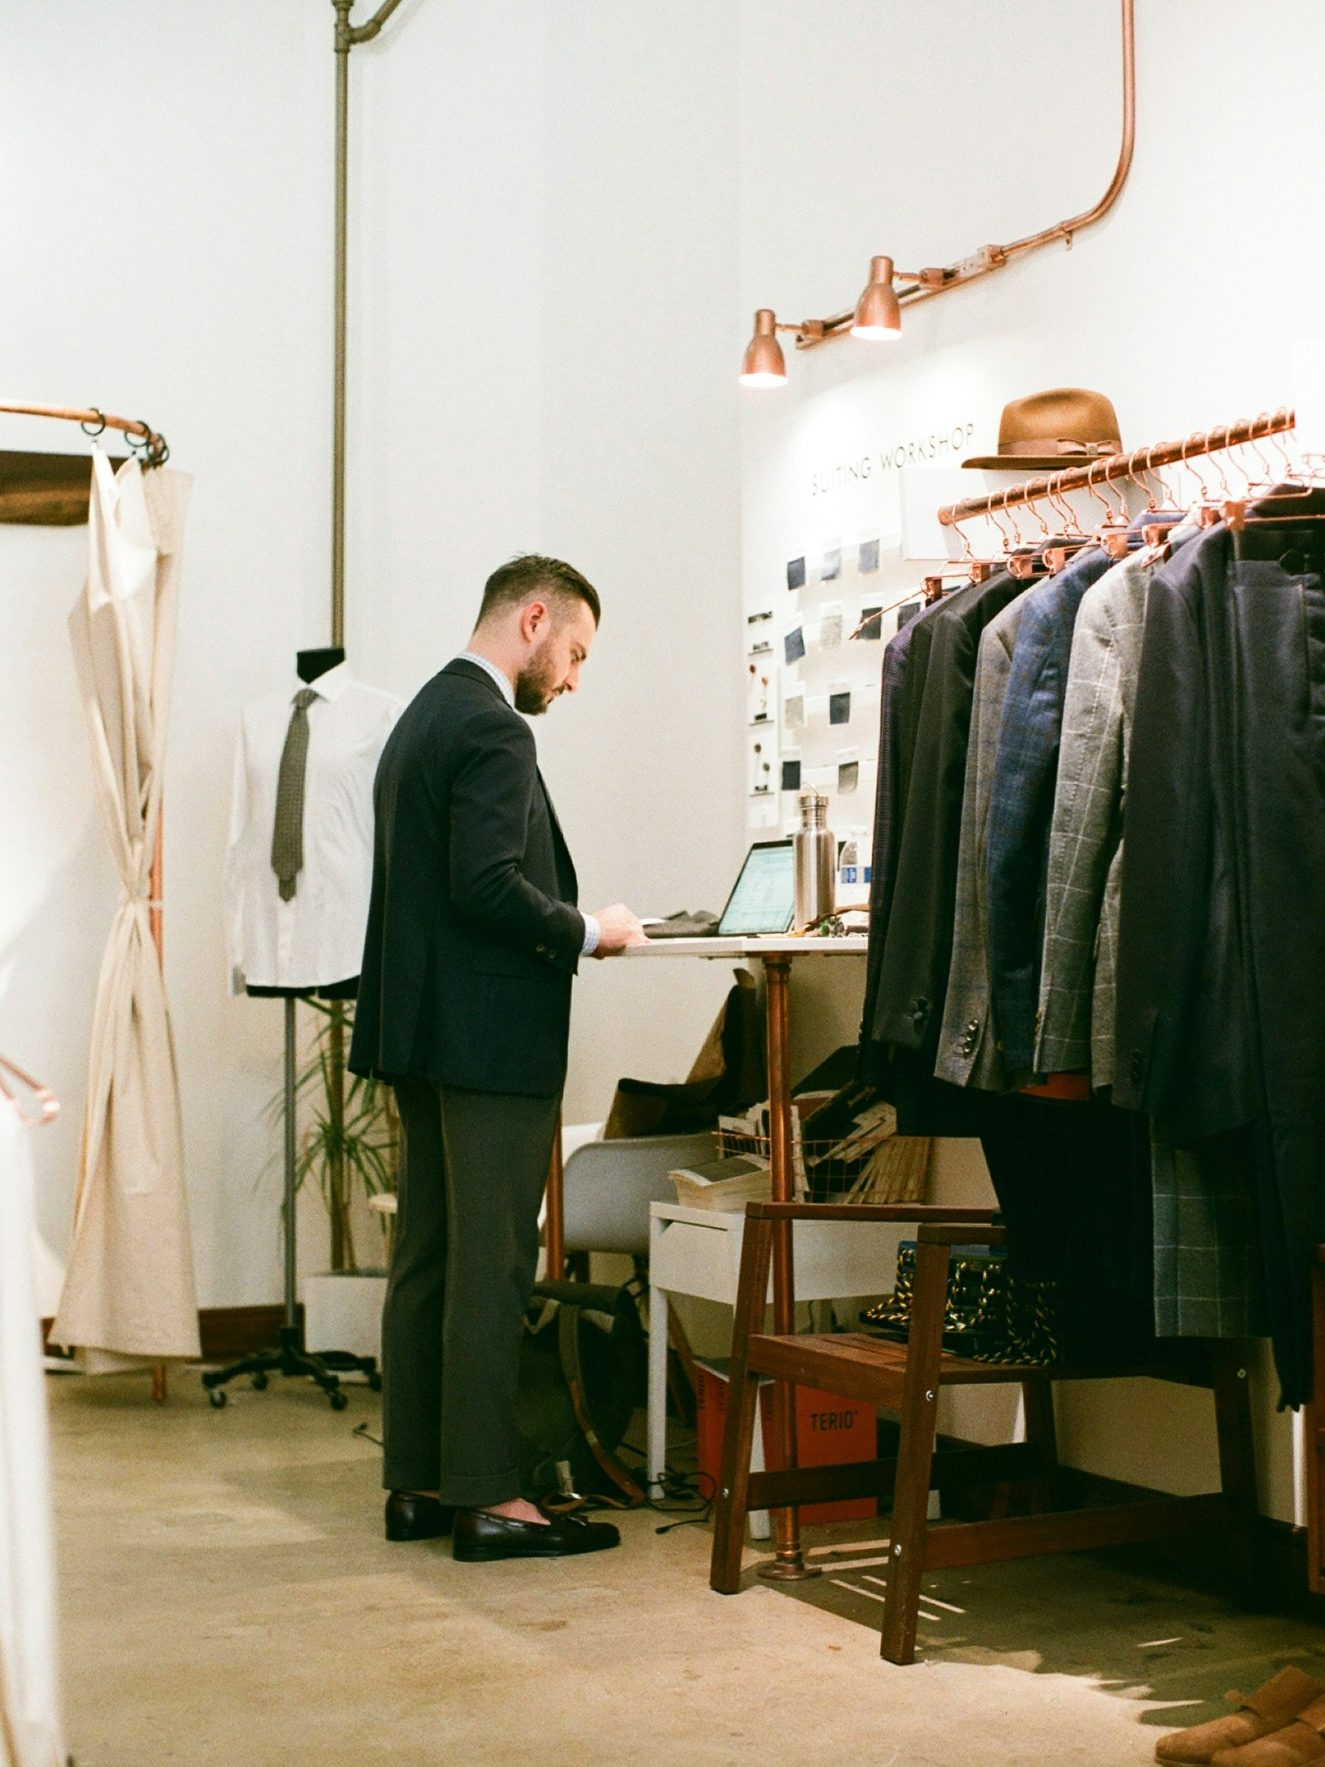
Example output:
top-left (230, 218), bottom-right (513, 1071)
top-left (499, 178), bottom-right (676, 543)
top-left (383, 1077), bottom-right (558, 1506)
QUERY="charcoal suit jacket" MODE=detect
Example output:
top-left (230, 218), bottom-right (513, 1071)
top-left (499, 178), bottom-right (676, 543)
top-left (349, 658), bottom-right (584, 1097)
top-left (1110, 527), bottom-right (1257, 1137)
top-left (867, 570), bottom-right (1023, 1063)
top-left (933, 587), bottom-right (1031, 1090)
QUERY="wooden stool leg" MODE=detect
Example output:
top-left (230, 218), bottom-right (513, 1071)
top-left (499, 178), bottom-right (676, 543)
top-left (881, 1239), bottom-right (948, 1665)
top-left (711, 1214), bottom-right (774, 1595)
top-left (1022, 1375), bottom-right (1058, 1513)
top-left (1211, 1340), bottom-right (1258, 1603)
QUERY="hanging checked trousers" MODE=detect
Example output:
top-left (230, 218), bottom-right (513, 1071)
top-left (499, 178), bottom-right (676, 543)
top-left (382, 1076), bottom-right (559, 1506)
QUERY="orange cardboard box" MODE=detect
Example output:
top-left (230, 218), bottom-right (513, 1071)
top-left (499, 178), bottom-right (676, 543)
top-left (693, 1360), bottom-right (877, 1525)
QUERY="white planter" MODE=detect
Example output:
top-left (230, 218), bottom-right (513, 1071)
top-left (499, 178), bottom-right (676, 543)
top-left (302, 1270), bottom-right (388, 1365)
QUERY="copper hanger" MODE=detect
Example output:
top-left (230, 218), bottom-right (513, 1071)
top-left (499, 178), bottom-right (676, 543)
top-left (0, 1054), bottom-right (59, 1128)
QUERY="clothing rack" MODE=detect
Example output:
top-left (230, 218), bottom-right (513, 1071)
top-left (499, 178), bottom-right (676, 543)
top-left (0, 400), bottom-right (168, 464)
top-left (937, 407), bottom-right (1297, 528)
top-left (4, 399), bottom-right (171, 1400)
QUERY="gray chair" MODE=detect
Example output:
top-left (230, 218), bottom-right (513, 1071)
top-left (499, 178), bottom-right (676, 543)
top-left (561, 1131), bottom-right (715, 1260)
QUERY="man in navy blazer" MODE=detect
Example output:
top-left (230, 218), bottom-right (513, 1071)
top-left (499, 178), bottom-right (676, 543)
top-left (351, 554), bottom-right (644, 1561)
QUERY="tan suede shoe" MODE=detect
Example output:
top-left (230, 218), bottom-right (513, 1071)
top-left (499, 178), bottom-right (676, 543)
top-left (1211, 1695), bottom-right (1325, 1767)
top-left (1155, 1667), bottom-right (1325, 1765)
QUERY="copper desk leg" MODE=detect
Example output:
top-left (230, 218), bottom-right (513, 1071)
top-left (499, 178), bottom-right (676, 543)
top-left (756, 953), bottom-right (819, 1583)
top-left (544, 1108), bottom-right (565, 1281)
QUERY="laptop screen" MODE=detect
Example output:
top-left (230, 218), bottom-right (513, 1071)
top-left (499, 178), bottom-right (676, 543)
top-left (717, 839), bottom-right (796, 936)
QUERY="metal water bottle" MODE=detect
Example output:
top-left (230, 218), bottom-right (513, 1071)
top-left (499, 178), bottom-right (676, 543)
top-left (794, 789), bottom-right (836, 929)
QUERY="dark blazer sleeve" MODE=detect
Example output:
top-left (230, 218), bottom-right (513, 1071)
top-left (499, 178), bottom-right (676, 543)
top-left (1110, 566), bottom-right (1209, 1111)
top-left (446, 705), bottom-right (586, 966)
top-left (985, 597), bottom-right (1064, 1077)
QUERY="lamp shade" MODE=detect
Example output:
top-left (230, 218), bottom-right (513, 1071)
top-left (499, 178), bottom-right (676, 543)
top-left (740, 309), bottom-right (787, 386)
top-left (850, 256), bottom-right (901, 340)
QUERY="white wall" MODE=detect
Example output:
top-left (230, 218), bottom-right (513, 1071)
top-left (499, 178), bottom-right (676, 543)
top-left (0, 0), bottom-right (743, 1312)
top-left (736, 0), bottom-right (1325, 1522)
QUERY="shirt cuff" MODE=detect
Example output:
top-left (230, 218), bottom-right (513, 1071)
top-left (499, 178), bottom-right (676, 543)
top-left (580, 913), bottom-right (600, 957)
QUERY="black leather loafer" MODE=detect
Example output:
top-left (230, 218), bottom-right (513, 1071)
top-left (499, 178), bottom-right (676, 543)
top-left (452, 1509), bottom-right (621, 1562)
top-left (385, 1491), bottom-right (455, 1542)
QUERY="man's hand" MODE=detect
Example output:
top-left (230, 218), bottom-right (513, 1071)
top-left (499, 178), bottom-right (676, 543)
top-left (589, 903), bottom-right (647, 957)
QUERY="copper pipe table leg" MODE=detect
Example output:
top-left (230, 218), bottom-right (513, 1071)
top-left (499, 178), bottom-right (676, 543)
top-left (544, 1108), bottom-right (565, 1280)
top-left (756, 953), bottom-right (819, 1583)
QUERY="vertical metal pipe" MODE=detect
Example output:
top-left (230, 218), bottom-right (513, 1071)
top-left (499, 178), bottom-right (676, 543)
top-left (284, 996), bottom-right (299, 1331)
top-left (332, 0), bottom-right (352, 650)
top-left (328, 1003), bottom-right (349, 1271)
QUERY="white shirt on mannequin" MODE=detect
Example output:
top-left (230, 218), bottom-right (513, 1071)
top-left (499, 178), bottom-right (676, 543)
top-left (224, 662), bottom-right (403, 992)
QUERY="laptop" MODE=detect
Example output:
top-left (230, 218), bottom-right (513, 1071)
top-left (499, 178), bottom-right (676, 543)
top-left (641, 838), bottom-right (797, 941)
top-left (716, 838), bottom-right (796, 935)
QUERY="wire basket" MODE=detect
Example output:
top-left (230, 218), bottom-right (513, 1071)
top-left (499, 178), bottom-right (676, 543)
top-left (713, 1123), bottom-right (932, 1205)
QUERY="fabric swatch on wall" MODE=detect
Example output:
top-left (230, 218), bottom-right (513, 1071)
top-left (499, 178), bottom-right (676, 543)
top-left (819, 548), bottom-right (841, 582)
top-left (819, 602), bottom-right (843, 647)
top-left (786, 557), bottom-right (806, 591)
top-left (856, 604), bottom-right (883, 640)
top-left (895, 600), bottom-right (923, 630)
top-left (838, 759), bottom-right (860, 794)
top-left (859, 538), bottom-right (880, 573)
top-left (784, 625), bottom-right (806, 665)
top-left (781, 756), bottom-right (802, 792)
top-left (829, 688), bottom-right (851, 726)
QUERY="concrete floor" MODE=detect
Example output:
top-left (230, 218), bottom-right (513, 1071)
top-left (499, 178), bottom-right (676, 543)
top-left (49, 1371), bottom-right (1325, 1767)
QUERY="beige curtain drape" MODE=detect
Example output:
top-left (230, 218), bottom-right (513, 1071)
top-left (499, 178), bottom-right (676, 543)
top-left (0, 1100), bottom-right (66, 1767)
top-left (51, 449), bottom-right (200, 1368)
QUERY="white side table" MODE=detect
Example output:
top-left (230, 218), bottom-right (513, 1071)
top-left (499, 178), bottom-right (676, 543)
top-left (648, 1201), bottom-right (903, 1521)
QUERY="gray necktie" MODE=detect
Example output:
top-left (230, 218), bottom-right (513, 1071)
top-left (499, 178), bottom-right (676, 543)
top-left (271, 688), bottom-right (318, 902)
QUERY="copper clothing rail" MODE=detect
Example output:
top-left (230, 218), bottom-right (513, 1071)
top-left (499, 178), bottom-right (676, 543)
top-left (937, 407), bottom-right (1297, 526)
top-left (0, 401), bottom-right (168, 464)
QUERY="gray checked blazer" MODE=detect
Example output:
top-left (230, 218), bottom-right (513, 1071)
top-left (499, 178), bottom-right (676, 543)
top-left (934, 588), bottom-right (1031, 1088)
top-left (1032, 550), bottom-right (1149, 1085)
top-left (1034, 529), bottom-right (1198, 1085)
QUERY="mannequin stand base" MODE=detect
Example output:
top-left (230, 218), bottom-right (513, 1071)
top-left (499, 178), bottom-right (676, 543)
top-left (201, 1325), bottom-right (380, 1411)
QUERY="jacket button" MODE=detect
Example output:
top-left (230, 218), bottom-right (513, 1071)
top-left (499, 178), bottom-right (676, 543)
top-left (966, 1019), bottom-right (979, 1035)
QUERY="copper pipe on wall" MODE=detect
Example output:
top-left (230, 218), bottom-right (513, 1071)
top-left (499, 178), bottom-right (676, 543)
top-left (331, 0), bottom-right (406, 649)
top-left (937, 408), bottom-right (1296, 527)
top-left (793, 0), bottom-right (1135, 351)
top-left (328, 1), bottom-right (406, 1267)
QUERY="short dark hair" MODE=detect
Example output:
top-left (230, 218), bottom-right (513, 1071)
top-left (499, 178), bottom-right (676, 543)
top-left (477, 554), bottom-right (601, 628)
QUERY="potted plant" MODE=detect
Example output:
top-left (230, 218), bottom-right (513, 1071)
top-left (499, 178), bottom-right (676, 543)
top-left (283, 999), bottom-right (399, 1362)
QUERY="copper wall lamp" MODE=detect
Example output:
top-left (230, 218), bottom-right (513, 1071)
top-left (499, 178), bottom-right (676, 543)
top-left (740, 0), bottom-right (1135, 387)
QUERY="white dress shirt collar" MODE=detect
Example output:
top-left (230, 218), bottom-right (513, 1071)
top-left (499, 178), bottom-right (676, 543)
top-left (295, 660), bottom-right (353, 703)
top-left (456, 650), bottom-right (515, 709)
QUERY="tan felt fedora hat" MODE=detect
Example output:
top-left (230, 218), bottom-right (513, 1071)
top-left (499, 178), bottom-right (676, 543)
top-left (963, 387), bottom-right (1123, 470)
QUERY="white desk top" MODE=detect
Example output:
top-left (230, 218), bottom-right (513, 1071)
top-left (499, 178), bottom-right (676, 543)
top-left (625, 934), bottom-right (868, 960)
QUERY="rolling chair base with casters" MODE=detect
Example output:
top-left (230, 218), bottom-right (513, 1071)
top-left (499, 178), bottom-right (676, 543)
top-left (202, 1325), bottom-right (379, 1411)
top-left (203, 995), bottom-right (381, 1411)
